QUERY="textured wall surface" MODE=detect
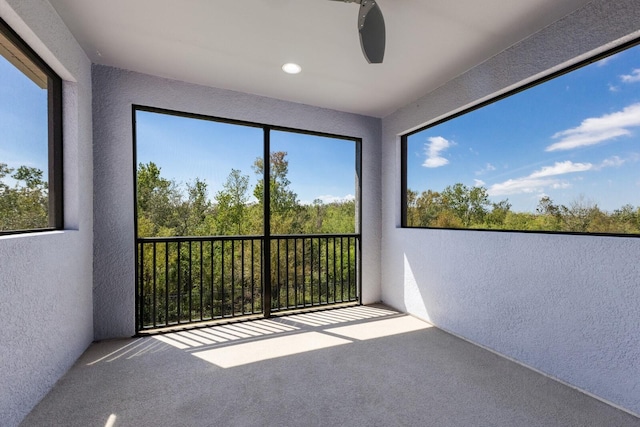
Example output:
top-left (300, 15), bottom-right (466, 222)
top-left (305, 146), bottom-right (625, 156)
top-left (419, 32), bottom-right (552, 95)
top-left (92, 66), bottom-right (382, 339)
top-left (381, 0), bottom-right (640, 416)
top-left (0, 1), bottom-right (93, 426)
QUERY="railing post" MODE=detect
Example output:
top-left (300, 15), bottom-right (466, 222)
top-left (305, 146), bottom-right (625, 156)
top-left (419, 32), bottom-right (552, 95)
top-left (137, 241), bottom-right (142, 332)
top-left (263, 127), bottom-right (272, 317)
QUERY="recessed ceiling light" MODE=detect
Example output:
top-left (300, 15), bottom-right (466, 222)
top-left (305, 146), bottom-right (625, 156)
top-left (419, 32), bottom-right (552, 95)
top-left (282, 63), bottom-right (302, 74)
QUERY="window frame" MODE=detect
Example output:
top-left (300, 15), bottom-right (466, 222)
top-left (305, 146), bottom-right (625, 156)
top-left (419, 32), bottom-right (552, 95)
top-left (401, 37), bottom-right (640, 238)
top-left (132, 104), bottom-right (363, 239)
top-left (0, 18), bottom-right (63, 235)
top-left (132, 105), bottom-right (363, 324)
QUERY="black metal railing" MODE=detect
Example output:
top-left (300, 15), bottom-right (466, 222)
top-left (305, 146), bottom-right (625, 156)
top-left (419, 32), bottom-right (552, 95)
top-left (270, 234), bottom-right (359, 313)
top-left (136, 234), bottom-right (359, 331)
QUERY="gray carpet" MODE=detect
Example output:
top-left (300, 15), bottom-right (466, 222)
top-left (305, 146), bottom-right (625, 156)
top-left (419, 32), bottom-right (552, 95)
top-left (21, 306), bottom-right (640, 427)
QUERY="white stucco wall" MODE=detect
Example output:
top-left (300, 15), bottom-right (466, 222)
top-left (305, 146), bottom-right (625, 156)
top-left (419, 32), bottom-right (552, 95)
top-left (92, 66), bottom-right (382, 339)
top-left (381, 0), bottom-right (640, 416)
top-left (0, 1), bottom-right (93, 426)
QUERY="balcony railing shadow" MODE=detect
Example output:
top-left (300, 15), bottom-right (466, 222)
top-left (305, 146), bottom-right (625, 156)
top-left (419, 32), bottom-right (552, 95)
top-left (22, 305), bottom-right (640, 427)
top-left (153, 305), bottom-right (425, 368)
top-left (90, 305), bottom-right (412, 368)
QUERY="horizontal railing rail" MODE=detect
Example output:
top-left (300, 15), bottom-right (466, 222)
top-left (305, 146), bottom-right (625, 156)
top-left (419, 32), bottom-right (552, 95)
top-left (136, 233), bottom-right (359, 331)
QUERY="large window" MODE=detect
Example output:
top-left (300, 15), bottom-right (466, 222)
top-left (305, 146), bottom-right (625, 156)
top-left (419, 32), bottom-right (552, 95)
top-left (133, 107), bottom-right (361, 327)
top-left (402, 40), bottom-right (640, 236)
top-left (134, 107), bottom-right (359, 238)
top-left (0, 18), bottom-right (63, 234)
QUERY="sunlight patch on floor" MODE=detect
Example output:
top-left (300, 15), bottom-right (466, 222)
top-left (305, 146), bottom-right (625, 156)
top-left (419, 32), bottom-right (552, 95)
top-left (147, 307), bottom-right (430, 368)
top-left (284, 305), bottom-right (397, 326)
top-left (326, 316), bottom-right (432, 341)
top-left (104, 414), bottom-right (117, 427)
top-left (153, 334), bottom-right (191, 350)
top-left (86, 338), bottom-right (151, 365)
top-left (192, 331), bottom-right (352, 368)
top-left (152, 319), bottom-right (299, 350)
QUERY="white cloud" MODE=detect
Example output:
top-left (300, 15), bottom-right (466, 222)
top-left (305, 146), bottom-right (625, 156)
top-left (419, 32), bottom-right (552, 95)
top-left (596, 56), bottom-right (613, 67)
top-left (422, 136), bottom-right (453, 168)
top-left (545, 103), bottom-right (640, 151)
top-left (487, 154), bottom-right (631, 197)
top-left (598, 155), bottom-right (625, 169)
top-left (528, 161), bottom-right (593, 178)
top-left (489, 177), bottom-right (560, 196)
top-left (551, 182), bottom-right (571, 190)
top-left (609, 84), bottom-right (620, 92)
top-left (621, 69), bottom-right (640, 83)
top-left (423, 157), bottom-right (449, 168)
top-left (475, 162), bottom-right (496, 175)
top-left (489, 161), bottom-right (592, 196)
top-left (473, 179), bottom-right (485, 187)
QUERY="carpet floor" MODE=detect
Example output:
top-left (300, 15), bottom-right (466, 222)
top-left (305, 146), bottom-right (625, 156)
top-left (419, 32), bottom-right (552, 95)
top-left (21, 305), bottom-right (640, 427)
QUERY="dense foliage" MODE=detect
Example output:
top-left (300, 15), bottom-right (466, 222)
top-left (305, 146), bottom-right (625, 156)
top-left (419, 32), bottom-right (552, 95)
top-left (135, 152), bottom-right (358, 328)
top-left (136, 151), bottom-right (356, 237)
top-left (0, 163), bottom-right (48, 232)
top-left (407, 183), bottom-right (640, 234)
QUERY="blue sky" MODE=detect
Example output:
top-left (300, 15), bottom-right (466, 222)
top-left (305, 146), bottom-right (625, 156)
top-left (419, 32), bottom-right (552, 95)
top-left (407, 44), bottom-right (640, 213)
top-left (135, 111), bottom-right (357, 205)
top-left (4, 39), bottom-right (639, 213)
top-left (0, 54), bottom-right (48, 181)
top-left (1, 41), bottom-right (357, 205)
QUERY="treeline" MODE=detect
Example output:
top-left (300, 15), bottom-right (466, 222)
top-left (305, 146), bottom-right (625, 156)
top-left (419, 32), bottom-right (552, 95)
top-left (0, 163), bottom-right (48, 231)
top-left (136, 152), bottom-right (358, 328)
top-left (407, 183), bottom-right (640, 234)
top-left (137, 151), bottom-right (356, 237)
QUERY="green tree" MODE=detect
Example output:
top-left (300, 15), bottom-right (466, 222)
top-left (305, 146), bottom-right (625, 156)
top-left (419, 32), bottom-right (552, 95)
top-left (253, 151), bottom-right (298, 215)
top-left (611, 204), bottom-right (640, 233)
top-left (564, 195), bottom-right (600, 233)
top-left (0, 163), bottom-right (49, 231)
top-left (214, 169), bottom-right (251, 235)
top-left (174, 178), bottom-right (211, 236)
top-left (136, 162), bottom-right (182, 236)
top-left (134, 155), bottom-right (360, 327)
top-left (439, 183), bottom-right (490, 227)
top-left (485, 199), bottom-right (512, 228)
top-left (535, 196), bottom-right (566, 231)
top-left (415, 189), bottom-right (443, 227)
top-left (321, 200), bottom-right (356, 233)
top-left (253, 151), bottom-right (301, 233)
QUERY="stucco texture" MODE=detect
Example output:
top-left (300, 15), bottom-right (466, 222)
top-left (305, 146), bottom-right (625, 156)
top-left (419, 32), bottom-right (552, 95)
top-left (91, 66), bottom-right (382, 339)
top-left (0, 1), bottom-right (94, 426)
top-left (381, 0), bottom-right (640, 417)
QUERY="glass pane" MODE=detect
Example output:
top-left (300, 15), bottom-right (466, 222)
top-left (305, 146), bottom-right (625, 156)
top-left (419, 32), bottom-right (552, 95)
top-left (406, 43), bottom-right (640, 235)
top-left (0, 30), bottom-right (50, 232)
top-left (270, 131), bottom-right (357, 235)
top-left (135, 111), bottom-right (263, 237)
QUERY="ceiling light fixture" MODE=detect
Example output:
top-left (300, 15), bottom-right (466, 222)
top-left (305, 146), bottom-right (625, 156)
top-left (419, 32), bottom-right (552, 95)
top-left (282, 63), bottom-right (302, 74)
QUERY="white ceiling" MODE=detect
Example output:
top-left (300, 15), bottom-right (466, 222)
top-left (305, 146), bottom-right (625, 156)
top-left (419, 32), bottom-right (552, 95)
top-left (48, 0), bottom-right (591, 118)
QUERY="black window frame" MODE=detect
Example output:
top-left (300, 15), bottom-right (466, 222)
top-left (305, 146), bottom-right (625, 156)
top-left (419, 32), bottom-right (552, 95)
top-left (401, 37), bottom-right (640, 238)
top-left (0, 17), bottom-right (63, 235)
top-left (132, 104), bottom-right (362, 240)
top-left (132, 105), bottom-right (363, 324)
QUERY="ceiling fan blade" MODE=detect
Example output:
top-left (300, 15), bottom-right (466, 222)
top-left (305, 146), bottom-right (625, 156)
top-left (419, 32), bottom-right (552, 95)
top-left (358, 1), bottom-right (385, 63)
top-left (328, 0), bottom-right (386, 63)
